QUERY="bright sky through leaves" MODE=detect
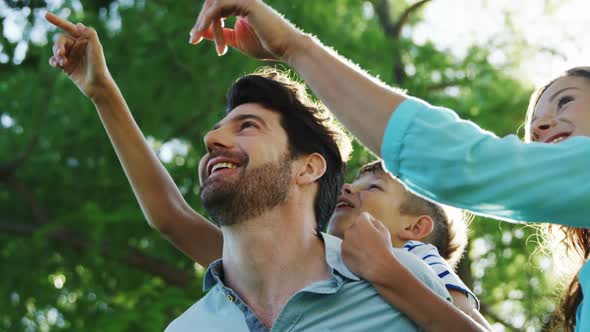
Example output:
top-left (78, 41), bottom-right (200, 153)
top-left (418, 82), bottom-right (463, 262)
top-left (413, 0), bottom-right (589, 86)
top-left (2, 0), bottom-right (588, 82)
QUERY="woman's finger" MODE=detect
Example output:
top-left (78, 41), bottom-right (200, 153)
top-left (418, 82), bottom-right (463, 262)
top-left (189, 0), bottom-right (213, 43)
top-left (45, 12), bottom-right (80, 37)
top-left (213, 18), bottom-right (227, 56)
top-left (53, 34), bottom-right (75, 66)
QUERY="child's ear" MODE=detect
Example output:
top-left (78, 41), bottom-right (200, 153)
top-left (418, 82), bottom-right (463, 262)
top-left (398, 215), bottom-right (434, 241)
top-left (295, 152), bottom-right (327, 185)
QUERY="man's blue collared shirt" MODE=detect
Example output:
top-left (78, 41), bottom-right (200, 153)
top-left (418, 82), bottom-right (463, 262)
top-left (165, 233), bottom-right (450, 332)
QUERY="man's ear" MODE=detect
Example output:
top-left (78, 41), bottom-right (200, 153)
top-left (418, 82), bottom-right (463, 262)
top-left (398, 215), bottom-right (434, 241)
top-left (295, 152), bottom-right (327, 185)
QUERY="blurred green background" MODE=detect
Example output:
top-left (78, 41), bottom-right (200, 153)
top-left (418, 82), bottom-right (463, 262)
top-left (1, 0), bottom-right (580, 331)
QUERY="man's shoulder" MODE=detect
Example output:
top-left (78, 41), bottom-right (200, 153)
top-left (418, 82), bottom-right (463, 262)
top-left (164, 292), bottom-right (215, 332)
top-left (164, 287), bottom-right (249, 332)
top-left (321, 233), bottom-right (449, 300)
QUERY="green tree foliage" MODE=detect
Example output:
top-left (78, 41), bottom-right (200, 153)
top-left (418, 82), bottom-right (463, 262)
top-left (0, 1), bottom-right (561, 330)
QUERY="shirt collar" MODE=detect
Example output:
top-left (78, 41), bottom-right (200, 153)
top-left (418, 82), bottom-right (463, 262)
top-left (203, 258), bottom-right (224, 291)
top-left (202, 232), bottom-right (360, 291)
top-left (320, 232), bottom-right (360, 281)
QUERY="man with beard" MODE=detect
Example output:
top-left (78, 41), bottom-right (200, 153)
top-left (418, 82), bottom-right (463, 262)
top-left (45, 13), bottom-right (452, 332)
top-left (171, 73), bottom-right (451, 331)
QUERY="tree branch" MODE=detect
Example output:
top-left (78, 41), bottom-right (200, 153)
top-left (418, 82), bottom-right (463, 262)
top-left (373, 0), bottom-right (433, 39)
top-left (0, 221), bottom-right (195, 288)
top-left (392, 0), bottom-right (432, 38)
top-left (373, 0), bottom-right (396, 37)
top-left (2, 175), bottom-right (48, 224)
top-left (423, 78), bottom-right (471, 93)
top-left (372, 0), bottom-right (432, 84)
top-left (372, 0), bottom-right (406, 83)
top-left (0, 73), bottom-right (53, 179)
top-left (0, 134), bottom-right (40, 180)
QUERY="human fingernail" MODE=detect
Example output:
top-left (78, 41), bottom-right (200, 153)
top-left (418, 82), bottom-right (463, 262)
top-left (217, 45), bottom-right (227, 56)
top-left (189, 32), bottom-right (203, 45)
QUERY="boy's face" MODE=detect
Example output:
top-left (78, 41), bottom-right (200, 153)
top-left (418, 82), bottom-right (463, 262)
top-left (327, 170), bottom-right (415, 247)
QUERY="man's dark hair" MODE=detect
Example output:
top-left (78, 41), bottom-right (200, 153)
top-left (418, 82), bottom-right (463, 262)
top-left (226, 67), bottom-right (352, 231)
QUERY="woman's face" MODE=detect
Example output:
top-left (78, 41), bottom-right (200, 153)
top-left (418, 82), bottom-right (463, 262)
top-left (530, 75), bottom-right (590, 142)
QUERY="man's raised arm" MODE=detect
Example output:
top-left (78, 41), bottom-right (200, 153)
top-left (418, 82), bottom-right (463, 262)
top-left (45, 13), bottom-right (223, 266)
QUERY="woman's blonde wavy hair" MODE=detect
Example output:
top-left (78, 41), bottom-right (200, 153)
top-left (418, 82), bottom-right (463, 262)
top-left (525, 67), bottom-right (590, 331)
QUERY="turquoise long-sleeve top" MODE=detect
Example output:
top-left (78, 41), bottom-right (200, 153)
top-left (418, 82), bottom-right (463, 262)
top-left (381, 96), bottom-right (590, 331)
top-left (382, 97), bottom-right (590, 226)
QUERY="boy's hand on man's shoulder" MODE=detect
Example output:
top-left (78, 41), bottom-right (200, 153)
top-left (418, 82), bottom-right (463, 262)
top-left (342, 212), bottom-right (401, 285)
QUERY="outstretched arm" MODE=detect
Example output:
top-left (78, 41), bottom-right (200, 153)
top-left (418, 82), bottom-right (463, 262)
top-left (342, 213), bottom-right (491, 332)
top-left (190, 1), bottom-right (590, 226)
top-left (189, 0), bottom-right (406, 154)
top-left (45, 13), bottom-right (223, 266)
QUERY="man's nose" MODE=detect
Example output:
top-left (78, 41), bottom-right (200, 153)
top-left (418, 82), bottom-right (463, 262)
top-left (203, 127), bottom-right (232, 153)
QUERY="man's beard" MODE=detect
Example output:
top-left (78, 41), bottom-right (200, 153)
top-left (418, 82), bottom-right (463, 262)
top-left (200, 154), bottom-right (293, 226)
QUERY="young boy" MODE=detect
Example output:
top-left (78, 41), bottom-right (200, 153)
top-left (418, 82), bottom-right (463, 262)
top-left (329, 161), bottom-right (484, 322)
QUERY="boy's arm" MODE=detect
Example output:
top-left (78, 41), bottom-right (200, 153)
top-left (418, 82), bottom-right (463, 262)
top-left (92, 83), bottom-right (223, 266)
top-left (404, 241), bottom-right (492, 329)
top-left (449, 291), bottom-right (493, 330)
top-left (342, 214), bottom-right (489, 332)
top-left (371, 260), bottom-right (488, 332)
top-left (46, 13), bottom-right (223, 267)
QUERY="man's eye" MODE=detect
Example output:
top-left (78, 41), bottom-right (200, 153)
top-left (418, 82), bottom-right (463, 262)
top-left (240, 121), bottom-right (257, 130)
top-left (557, 96), bottom-right (574, 110)
top-left (368, 184), bottom-right (382, 191)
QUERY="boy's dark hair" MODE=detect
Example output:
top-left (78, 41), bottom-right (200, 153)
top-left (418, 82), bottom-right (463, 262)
top-left (226, 67), bottom-right (352, 231)
top-left (358, 161), bottom-right (468, 269)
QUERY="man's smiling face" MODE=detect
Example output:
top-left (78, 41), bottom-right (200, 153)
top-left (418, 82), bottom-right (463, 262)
top-left (198, 103), bottom-right (294, 226)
